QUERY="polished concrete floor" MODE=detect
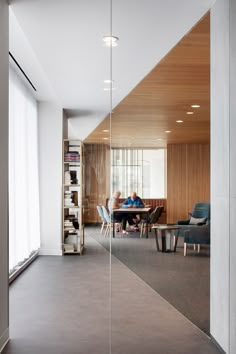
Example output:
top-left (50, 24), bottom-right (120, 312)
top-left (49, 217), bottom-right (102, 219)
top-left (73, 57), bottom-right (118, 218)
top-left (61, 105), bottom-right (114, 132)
top-left (3, 234), bottom-right (223, 354)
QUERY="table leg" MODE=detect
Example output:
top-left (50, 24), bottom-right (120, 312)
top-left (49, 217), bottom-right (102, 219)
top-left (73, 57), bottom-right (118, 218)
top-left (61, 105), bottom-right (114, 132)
top-left (154, 229), bottom-right (160, 251)
top-left (165, 231), bottom-right (171, 251)
top-left (145, 220), bottom-right (148, 239)
top-left (173, 230), bottom-right (179, 252)
top-left (161, 230), bottom-right (166, 252)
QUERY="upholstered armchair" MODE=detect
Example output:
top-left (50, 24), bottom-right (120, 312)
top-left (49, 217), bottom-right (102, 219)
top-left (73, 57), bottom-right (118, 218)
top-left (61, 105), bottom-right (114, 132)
top-left (183, 224), bottom-right (210, 256)
top-left (177, 202), bottom-right (210, 237)
top-left (177, 202), bottom-right (210, 225)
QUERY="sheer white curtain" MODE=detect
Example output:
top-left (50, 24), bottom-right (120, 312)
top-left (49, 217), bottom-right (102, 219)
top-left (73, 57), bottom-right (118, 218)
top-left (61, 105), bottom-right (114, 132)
top-left (9, 64), bottom-right (40, 273)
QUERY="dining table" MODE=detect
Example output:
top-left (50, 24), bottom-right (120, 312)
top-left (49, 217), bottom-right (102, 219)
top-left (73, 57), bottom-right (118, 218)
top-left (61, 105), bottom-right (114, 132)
top-left (112, 207), bottom-right (151, 238)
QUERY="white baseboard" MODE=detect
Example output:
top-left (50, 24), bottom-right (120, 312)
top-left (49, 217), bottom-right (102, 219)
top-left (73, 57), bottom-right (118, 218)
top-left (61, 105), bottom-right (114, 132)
top-left (0, 328), bottom-right (9, 353)
top-left (39, 248), bottom-right (62, 256)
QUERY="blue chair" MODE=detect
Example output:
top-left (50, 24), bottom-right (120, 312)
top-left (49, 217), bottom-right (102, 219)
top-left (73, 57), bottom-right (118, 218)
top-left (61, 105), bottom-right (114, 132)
top-left (183, 224), bottom-right (210, 256)
top-left (177, 202), bottom-right (210, 226)
top-left (177, 202), bottom-right (210, 238)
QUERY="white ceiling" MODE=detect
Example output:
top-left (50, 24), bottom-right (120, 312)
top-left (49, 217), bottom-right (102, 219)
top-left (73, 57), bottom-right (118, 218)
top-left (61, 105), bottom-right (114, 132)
top-left (9, 0), bottom-right (216, 138)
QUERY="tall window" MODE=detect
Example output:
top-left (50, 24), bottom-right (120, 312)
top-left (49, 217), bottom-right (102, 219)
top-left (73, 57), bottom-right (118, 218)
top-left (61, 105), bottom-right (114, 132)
top-left (9, 63), bottom-right (40, 274)
top-left (112, 149), bottom-right (166, 198)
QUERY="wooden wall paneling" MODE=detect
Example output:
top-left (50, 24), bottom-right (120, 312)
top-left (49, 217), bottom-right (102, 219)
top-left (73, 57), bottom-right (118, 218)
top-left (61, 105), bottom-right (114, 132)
top-left (84, 144), bottom-right (110, 223)
top-left (200, 144), bottom-right (210, 199)
top-left (186, 144), bottom-right (210, 207)
top-left (167, 144), bottom-right (188, 223)
top-left (167, 143), bottom-right (210, 224)
top-left (187, 144), bottom-right (202, 205)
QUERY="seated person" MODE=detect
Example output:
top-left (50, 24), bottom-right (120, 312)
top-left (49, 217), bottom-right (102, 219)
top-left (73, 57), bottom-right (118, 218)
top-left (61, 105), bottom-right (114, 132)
top-left (108, 191), bottom-right (132, 234)
top-left (122, 192), bottom-right (144, 230)
top-left (122, 191), bottom-right (144, 208)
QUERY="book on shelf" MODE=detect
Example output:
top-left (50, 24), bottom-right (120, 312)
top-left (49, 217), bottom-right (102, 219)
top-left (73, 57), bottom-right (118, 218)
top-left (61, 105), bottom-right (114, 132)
top-left (64, 170), bottom-right (79, 185)
top-left (72, 220), bottom-right (79, 229)
top-left (64, 234), bottom-right (79, 252)
top-left (63, 140), bottom-right (83, 255)
top-left (64, 216), bottom-right (79, 230)
top-left (70, 170), bottom-right (78, 184)
top-left (71, 191), bottom-right (78, 206)
top-left (64, 220), bottom-right (73, 225)
top-left (64, 190), bottom-right (76, 207)
top-left (64, 151), bottom-right (80, 163)
top-left (64, 244), bottom-right (75, 253)
top-left (64, 171), bottom-right (72, 184)
top-left (69, 145), bottom-right (80, 153)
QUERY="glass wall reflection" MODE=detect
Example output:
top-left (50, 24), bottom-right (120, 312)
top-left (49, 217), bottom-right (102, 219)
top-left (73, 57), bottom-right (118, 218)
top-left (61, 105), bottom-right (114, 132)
top-left (82, 2), bottom-right (210, 352)
top-left (108, 3), bottom-right (210, 353)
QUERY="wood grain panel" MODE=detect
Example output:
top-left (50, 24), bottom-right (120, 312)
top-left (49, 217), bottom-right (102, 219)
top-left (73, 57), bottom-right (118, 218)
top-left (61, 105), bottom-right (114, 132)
top-left (84, 144), bottom-right (110, 223)
top-left (85, 13), bottom-right (210, 149)
top-left (167, 143), bottom-right (210, 223)
top-left (167, 144), bottom-right (188, 221)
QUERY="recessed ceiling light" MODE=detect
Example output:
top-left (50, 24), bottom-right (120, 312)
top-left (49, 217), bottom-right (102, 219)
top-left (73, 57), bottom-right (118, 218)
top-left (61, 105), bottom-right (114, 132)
top-left (104, 79), bottom-right (114, 84)
top-left (103, 129), bottom-right (109, 132)
top-left (103, 36), bottom-right (119, 47)
top-left (176, 120), bottom-right (183, 123)
top-left (104, 87), bottom-right (116, 91)
top-left (103, 137), bottom-right (109, 140)
top-left (191, 104), bottom-right (200, 108)
top-left (156, 138), bottom-right (163, 141)
top-left (165, 130), bottom-right (171, 133)
top-left (186, 111), bottom-right (194, 115)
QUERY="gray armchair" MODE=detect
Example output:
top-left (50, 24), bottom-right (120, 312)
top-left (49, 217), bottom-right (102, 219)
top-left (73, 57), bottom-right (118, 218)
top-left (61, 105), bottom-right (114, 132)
top-left (183, 224), bottom-right (210, 256)
top-left (177, 202), bottom-right (210, 225)
top-left (177, 202), bottom-right (210, 237)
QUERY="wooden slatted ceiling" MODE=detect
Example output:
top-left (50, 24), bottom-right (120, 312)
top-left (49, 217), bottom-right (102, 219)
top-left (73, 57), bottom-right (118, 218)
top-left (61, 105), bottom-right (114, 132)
top-left (84, 12), bottom-right (210, 148)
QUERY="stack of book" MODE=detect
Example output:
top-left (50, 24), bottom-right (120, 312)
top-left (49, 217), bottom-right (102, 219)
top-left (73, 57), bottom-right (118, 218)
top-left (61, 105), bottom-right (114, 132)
top-left (64, 244), bottom-right (74, 253)
top-left (64, 219), bottom-right (74, 231)
top-left (64, 170), bottom-right (78, 185)
top-left (64, 191), bottom-right (74, 207)
top-left (66, 214), bottom-right (79, 229)
top-left (64, 171), bottom-right (71, 184)
top-left (64, 232), bottom-right (78, 252)
top-left (64, 151), bottom-right (80, 162)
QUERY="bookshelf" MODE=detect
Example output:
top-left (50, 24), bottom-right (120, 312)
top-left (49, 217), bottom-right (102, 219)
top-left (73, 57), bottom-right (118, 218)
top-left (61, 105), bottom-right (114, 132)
top-left (62, 139), bottom-right (85, 254)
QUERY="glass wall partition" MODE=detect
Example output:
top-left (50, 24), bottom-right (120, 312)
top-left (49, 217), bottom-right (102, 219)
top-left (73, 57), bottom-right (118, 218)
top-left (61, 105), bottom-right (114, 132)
top-left (108, 2), bottom-right (211, 353)
top-left (108, 2), bottom-right (169, 351)
top-left (80, 1), bottom-right (210, 352)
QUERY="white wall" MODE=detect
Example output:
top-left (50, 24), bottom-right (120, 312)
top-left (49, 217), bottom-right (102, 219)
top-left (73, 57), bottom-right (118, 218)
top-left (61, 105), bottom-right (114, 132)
top-left (229, 0), bottom-right (236, 350)
top-left (68, 114), bottom-right (105, 141)
top-left (211, 0), bottom-right (236, 352)
top-left (0, 0), bottom-right (9, 351)
top-left (63, 110), bottom-right (68, 139)
top-left (38, 102), bottom-right (63, 255)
